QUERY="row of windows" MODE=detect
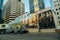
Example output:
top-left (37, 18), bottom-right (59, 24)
top-left (59, 20), bottom-right (60, 23)
top-left (58, 4), bottom-right (60, 6)
top-left (57, 12), bottom-right (59, 15)
top-left (55, 4), bottom-right (60, 7)
top-left (58, 16), bottom-right (60, 23)
top-left (56, 8), bottom-right (60, 11)
top-left (18, 0), bottom-right (21, 1)
top-left (58, 17), bottom-right (60, 19)
top-left (54, 0), bottom-right (60, 3)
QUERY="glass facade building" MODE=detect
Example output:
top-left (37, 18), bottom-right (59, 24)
top-left (29, 0), bottom-right (34, 13)
top-left (0, 0), bottom-right (4, 9)
top-left (0, 0), bottom-right (4, 23)
top-left (38, 0), bottom-right (45, 10)
top-left (29, 0), bottom-right (45, 13)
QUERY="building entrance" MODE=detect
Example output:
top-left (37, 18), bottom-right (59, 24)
top-left (38, 11), bottom-right (55, 29)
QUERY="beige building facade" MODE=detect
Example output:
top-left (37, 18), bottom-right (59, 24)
top-left (29, 0), bottom-right (45, 13)
top-left (34, 0), bottom-right (39, 12)
top-left (3, 0), bottom-right (25, 23)
top-left (50, 0), bottom-right (60, 29)
top-left (3, 0), bottom-right (11, 23)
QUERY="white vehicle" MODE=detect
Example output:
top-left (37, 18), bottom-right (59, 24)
top-left (0, 24), bottom-right (9, 34)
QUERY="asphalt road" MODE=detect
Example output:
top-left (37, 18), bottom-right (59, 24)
top-left (0, 33), bottom-right (60, 40)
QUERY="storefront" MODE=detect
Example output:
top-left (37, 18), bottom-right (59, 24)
top-left (26, 13), bottom-right (38, 28)
top-left (38, 10), bottom-right (55, 29)
top-left (19, 13), bottom-right (38, 29)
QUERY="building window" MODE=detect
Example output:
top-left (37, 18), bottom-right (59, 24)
top-left (55, 5), bottom-right (57, 7)
top-left (56, 9), bottom-right (58, 11)
top-left (59, 21), bottom-right (60, 23)
top-left (58, 4), bottom-right (60, 6)
top-left (18, 0), bottom-right (21, 1)
top-left (57, 12), bottom-right (59, 15)
top-left (59, 8), bottom-right (60, 10)
top-left (58, 17), bottom-right (60, 19)
top-left (1, 25), bottom-right (5, 28)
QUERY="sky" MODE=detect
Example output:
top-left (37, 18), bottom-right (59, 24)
top-left (4, 0), bottom-right (50, 12)
top-left (44, 0), bottom-right (50, 7)
top-left (4, 0), bottom-right (8, 5)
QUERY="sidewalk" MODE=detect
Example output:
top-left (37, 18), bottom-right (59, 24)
top-left (27, 28), bottom-right (38, 33)
top-left (40, 29), bottom-right (56, 32)
top-left (27, 28), bottom-right (56, 33)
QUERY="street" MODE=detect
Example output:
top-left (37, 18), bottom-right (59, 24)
top-left (0, 33), bottom-right (60, 40)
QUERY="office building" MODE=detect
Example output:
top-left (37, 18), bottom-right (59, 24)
top-left (3, 0), bottom-right (11, 23)
top-left (21, 3), bottom-right (25, 14)
top-left (3, 0), bottom-right (25, 23)
top-left (29, 0), bottom-right (45, 13)
top-left (0, 0), bottom-right (4, 23)
top-left (50, 0), bottom-right (60, 29)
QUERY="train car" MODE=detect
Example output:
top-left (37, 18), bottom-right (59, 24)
top-left (0, 24), bottom-right (8, 33)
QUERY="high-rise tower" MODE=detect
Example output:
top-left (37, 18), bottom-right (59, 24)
top-left (29, 0), bottom-right (45, 13)
top-left (3, 0), bottom-right (25, 23)
top-left (0, 0), bottom-right (4, 23)
top-left (50, 0), bottom-right (60, 29)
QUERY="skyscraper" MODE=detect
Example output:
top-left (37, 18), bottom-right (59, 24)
top-left (0, 0), bottom-right (4, 23)
top-left (29, 0), bottom-right (34, 13)
top-left (0, 0), bottom-right (4, 9)
top-left (3, 0), bottom-right (25, 23)
top-left (29, 0), bottom-right (45, 13)
top-left (50, 0), bottom-right (60, 28)
top-left (3, 0), bottom-right (11, 23)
